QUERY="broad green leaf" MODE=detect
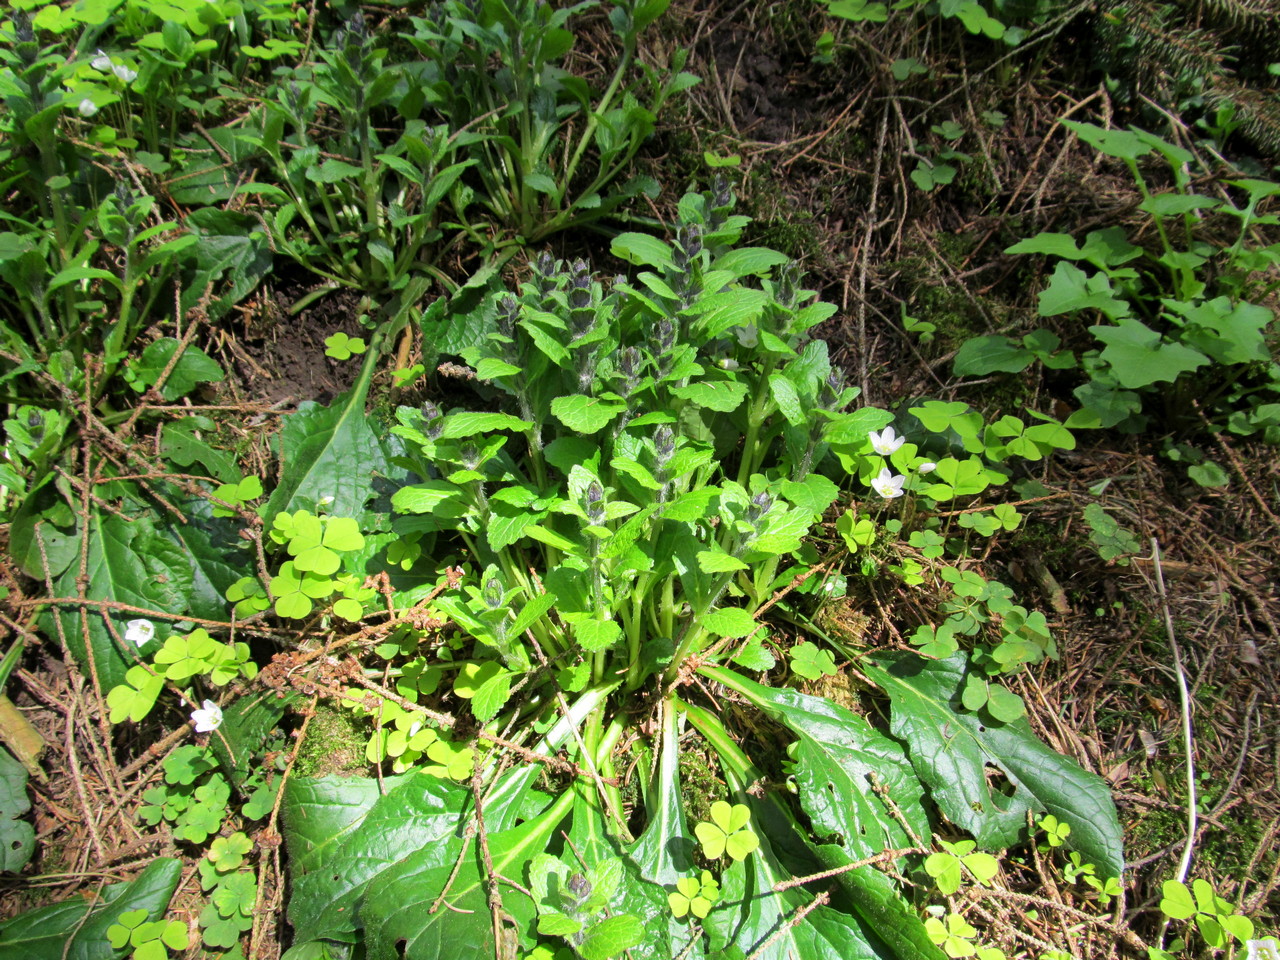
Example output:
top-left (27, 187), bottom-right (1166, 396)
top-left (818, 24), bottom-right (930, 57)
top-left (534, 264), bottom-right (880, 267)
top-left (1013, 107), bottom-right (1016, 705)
top-left (702, 799), bottom-right (893, 960)
top-left (1062, 120), bottom-right (1151, 162)
top-left (437, 412), bottom-right (533, 439)
top-left (576, 915), bottom-right (644, 960)
top-left (0, 748), bottom-right (34, 873)
top-left (46, 515), bottom-right (191, 691)
top-left (1004, 233), bottom-right (1081, 258)
top-left (552, 395), bottom-right (627, 434)
top-left (768, 374), bottom-right (805, 425)
top-left (703, 668), bottom-right (928, 859)
top-left (670, 380), bottom-right (748, 413)
top-left (952, 336), bottom-right (1034, 376)
top-left (160, 418), bottom-right (237, 482)
top-left (610, 233), bottom-right (674, 270)
top-left (284, 774), bottom-right (472, 941)
top-left (1090, 318), bottom-right (1209, 388)
top-left (715, 247), bottom-right (791, 278)
top-left (1038, 262), bottom-right (1130, 319)
top-left (267, 389), bottom-right (391, 519)
top-left (864, 652), bottom-right (1124, 878)
top-left (701, 607), bottom-right (759, 639)
top-left (0, 859), bottom-right (181, 959)
top-left (359, 791), bottom-right (573, 959)
top-left (131, 338), bottom-right (224, 401)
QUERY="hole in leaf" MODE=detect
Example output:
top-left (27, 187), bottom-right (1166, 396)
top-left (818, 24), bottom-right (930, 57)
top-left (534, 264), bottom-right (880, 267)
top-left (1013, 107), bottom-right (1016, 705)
top-left (984, 764), bottom-right (1017, 798)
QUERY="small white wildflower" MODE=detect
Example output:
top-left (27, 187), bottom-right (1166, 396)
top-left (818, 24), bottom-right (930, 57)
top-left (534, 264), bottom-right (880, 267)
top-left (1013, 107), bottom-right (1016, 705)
top-left (918, 461), bottom-right (937, 474)
top-left (124, 619), bottom-right (154, 646)
top-left (1247, 938), bottom-right (1279, 960)
top-left (868, 426), bottom-right (905, 456)
top-left (870, 467), bottom-right (906, 499)
top-left (734, 325), bottom-right (759, 349)
top-left (77, 98), bottom-right (98, 117)
top-left (407, 720), bottom-right (423, 739)
top-left (191, 700), bottom-right (223, 733)
top-left (112, 63), bottom-right (137, 84)
top-left (91, 49), bottom-right (112, 71)
top-left (317, 495), bottom-right (335, 509)
top-left (718, 358), bottom-right (740, 371)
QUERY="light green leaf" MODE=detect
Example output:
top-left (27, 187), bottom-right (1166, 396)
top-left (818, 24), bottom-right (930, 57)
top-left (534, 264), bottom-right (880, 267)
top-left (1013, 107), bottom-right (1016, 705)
top-left (701, 607), bottom-right (759, 638)
top-left (551, 395), bottom-right (627, 434)
top-left (1090, 318), bottom-right (1209, 388)
top-left (670, 380), bottom-right (748, 413)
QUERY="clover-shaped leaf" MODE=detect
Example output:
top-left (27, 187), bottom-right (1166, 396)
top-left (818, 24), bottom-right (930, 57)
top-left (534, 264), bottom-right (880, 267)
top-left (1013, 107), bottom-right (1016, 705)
top-left (668, 870), bottom-right (720, 919)
top-left (107, 666), bottom-right (165, 724)
top-left (925, 912), bottom-right (979, 957)
top-left (424, 738), bottom-right (474, 780)
top-left (694, 801), bottom-right (759, 861)
top-left (107, 908), bottom-right (149, 949)
top-left (208, 832), bottom-right (253, 872)
top-left (324, 331), bottom-right (367, 360)
top-left (270, 561), bottom-right (336, 619)
top-left (925, 839), bottom-right (1000, 896)
top-left (789, 641), bottom-right (838, 681)
top-left (211, 475), bottom-right (263, 518)
top-left (226, 576), bottom-right (271, 618)
top-left (1038, 815), bottom-right (1071, 847)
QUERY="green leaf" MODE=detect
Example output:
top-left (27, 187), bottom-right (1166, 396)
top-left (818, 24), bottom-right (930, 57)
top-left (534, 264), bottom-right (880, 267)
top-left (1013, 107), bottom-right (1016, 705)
top-left (267, 389), bottom-right (392, 519)
top-left (132, 338), bottom-right (224, 401)
top-left (1159, 880), bottom-right (1196, 920)
top-left (160, 418), bottom-right (238, 482)
top-left (1038, 262), bottom-right (1130, 320)
top-left (669, 380), bottom-right (748, 413)
top-left (1090, 318), bottom-right (1209, 388)
top-left (1062, 120), bottom-right (1151, 162)
top-left (437, 412), bottom-right (533, 439)
top-left (0, 859), bottom-right (181, 959)
top-left (46, 515), bottom-right (190, 691)
top-left (576, 915), bottom-right (644, 960)
top-left (953, 336), bottom-right (1034, 376)
top-left (704, 668), bottom-right (928, 859)
top-left (714, 247), bottom-right (791, 278)
top-left (551, 395), bottom-right (627, 434)
top-left (864, 653), bottom-right (1124, 878)
top-left (701, 607), bottom-right (759, 639)
top-left (0, 748), bottom-right (34, 873)
top-left (610, 233), bottom-right (674, 270)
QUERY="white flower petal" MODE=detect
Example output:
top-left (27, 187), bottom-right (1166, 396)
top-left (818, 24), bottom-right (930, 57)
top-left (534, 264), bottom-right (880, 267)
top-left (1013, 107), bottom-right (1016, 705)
top-left (870, 467), bottom-right (906, 499)
top-left (918, 461), bottom-right (936, 474)
top-left (868, 426), bottom-right (905, 456)
top-left (112, 63), bottom-right (137, 84)
top-left (124, 619), bottom-right (154, 646)
top-left (91, 50), bottom-right (112, 71)
top-left (191, 699), bottom-right (223, 733)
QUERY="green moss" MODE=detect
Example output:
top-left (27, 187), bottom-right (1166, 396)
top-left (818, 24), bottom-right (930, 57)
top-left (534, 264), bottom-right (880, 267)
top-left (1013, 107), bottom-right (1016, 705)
top-left (293, 702), bottom-right (372, 779)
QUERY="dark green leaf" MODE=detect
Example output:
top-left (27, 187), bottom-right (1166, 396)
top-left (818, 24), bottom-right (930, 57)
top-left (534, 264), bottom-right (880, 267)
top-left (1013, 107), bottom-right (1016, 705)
top-left (863, 653), bottom-right (1124, 878)
top-left (0, 859), bottom-right (181, 959)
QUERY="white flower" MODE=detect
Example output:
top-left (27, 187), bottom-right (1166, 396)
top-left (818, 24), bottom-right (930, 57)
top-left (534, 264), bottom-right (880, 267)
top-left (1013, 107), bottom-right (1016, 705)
top-left (1247, 938), bottom-right (1279, 960)
top-left (191, 700), bottom-right (223, 733)
top-left (918, 461), bottom-right (937, 474)
top-left (77, 98), bottom-right (98, 117)
top-left (112, 63), bottom-right (137, 84)
top-left (317, 495), bottom-right (335, 508)
top-left (91, 49), bottom-right (112, 71)
top-left (124, 619), bottom-right (154, 646)
top-left (868, 426), bottom-right (905, 455)
top-left (718, 358), bottom-right (740, 371)
top-left (871, 467), bottom-right (906, 499)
